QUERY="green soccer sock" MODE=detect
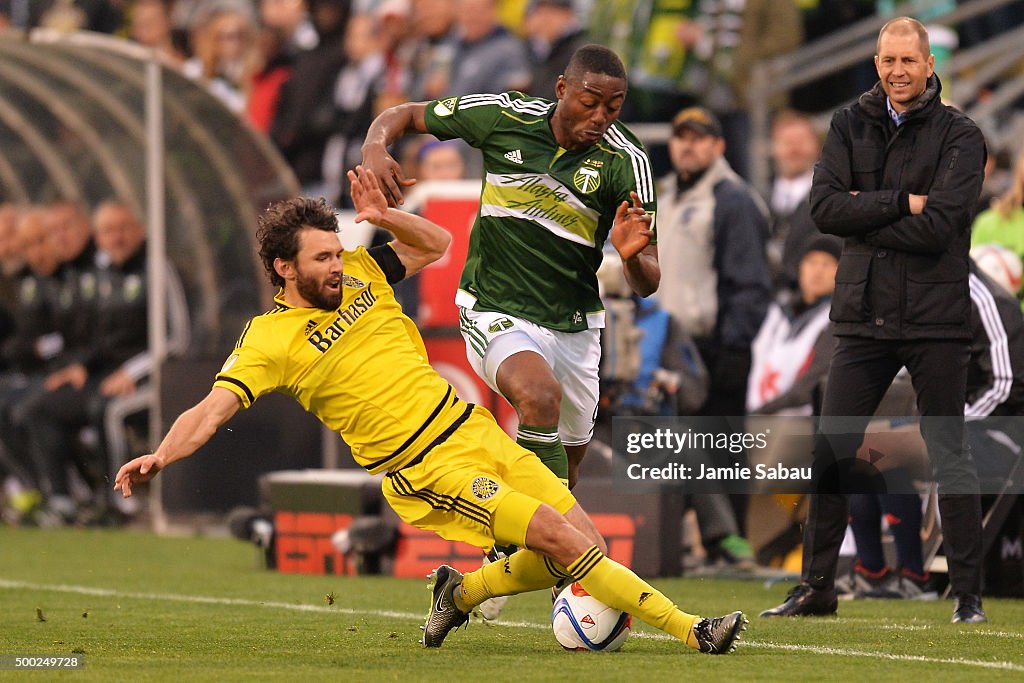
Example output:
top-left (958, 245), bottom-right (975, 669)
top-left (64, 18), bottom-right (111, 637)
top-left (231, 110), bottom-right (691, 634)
top-left (567, 546), bottom-right (702, 649)
top-left (517, 424), bottom-right (569, 486)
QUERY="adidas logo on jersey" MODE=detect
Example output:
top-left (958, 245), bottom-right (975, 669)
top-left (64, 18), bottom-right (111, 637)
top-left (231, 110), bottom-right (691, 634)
top-left (504, 149), bottom-right (523, 164)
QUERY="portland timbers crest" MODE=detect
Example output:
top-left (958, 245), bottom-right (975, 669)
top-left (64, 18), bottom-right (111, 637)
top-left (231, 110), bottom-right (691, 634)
top-left (573, 166), bottom-right (601, 193)
top-left (433, 97), bottom-right (458, 117)
top-left (488, 317), bottom-right (514, 333)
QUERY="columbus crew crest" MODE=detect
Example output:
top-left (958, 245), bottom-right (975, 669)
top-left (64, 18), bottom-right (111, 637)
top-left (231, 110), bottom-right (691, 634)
top-left (471, 477), bottom-right (500, 500)
top-left (573, 166), bottom-right (601, 194)
top-left (342, 274), bottom-right (365, 288)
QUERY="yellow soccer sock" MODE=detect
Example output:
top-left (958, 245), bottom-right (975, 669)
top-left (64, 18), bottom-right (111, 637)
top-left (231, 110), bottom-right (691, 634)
top-left (567, 546), bottom-right (701, 648)
top-left (459, 549), bottom-right (570, 608)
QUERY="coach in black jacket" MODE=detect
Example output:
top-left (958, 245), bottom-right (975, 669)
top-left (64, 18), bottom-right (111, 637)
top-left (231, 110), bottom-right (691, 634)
top-left (761, 17), bottom-right (989, 623)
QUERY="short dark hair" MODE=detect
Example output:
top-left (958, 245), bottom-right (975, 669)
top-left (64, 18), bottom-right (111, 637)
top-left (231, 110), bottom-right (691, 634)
top-left (257, 197), bottom-right (338, 288)
top-left (564, 44), bottom-right (626, 83)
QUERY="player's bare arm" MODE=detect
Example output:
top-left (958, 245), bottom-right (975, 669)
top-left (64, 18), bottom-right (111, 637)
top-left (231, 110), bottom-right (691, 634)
top-left (348, 165), bottom-right (452, 277)
top-left (612, 191), bottom-right (660, 296)
top-left (361, 102), bottom-right (429, 207)
top-left (113, 387), bottom-right (241, 498)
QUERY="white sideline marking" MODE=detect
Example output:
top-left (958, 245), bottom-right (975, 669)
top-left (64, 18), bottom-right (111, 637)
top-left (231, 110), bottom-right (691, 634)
top-left (742, 641), bottom-right (1024, 672)
top-left (881, 624), bottom-right (932, 632)
top-left (2, 578), bottom-right (1022, 672)
top-left (0, 578), bottom-right (420, 621)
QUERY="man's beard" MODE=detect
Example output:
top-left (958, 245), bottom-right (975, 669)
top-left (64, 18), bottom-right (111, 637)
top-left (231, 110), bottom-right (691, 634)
top-left (296, 269), bottom-right (342, 310)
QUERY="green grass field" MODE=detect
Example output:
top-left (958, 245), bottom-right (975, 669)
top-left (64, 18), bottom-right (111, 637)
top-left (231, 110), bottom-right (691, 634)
top-left (1, 527), bottom-right (1022, 682)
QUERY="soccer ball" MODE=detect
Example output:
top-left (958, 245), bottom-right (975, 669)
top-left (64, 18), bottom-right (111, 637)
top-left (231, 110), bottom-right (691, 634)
top-left (551, 582), bottom-right (632, 652)
top-left (971, 243), bottom-right (1023, 296)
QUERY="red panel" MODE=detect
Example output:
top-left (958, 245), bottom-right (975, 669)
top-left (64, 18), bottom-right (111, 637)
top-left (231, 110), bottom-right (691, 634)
top-left (425, 335), bottom-right (518, 438)
top-left (391, 514), bottom-right (638, 578)
top-left (417, 197), bottom-right (478, 328)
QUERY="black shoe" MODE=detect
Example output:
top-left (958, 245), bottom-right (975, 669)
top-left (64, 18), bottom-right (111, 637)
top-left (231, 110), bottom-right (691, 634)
top-left (759, 583), bottom-right (838, 617)
top-left (692, 611), bottom-right (748, 654)
top-left (422, 565), bottom-right (469, 647)
top-left (951, 593), bottom-right (987, 624)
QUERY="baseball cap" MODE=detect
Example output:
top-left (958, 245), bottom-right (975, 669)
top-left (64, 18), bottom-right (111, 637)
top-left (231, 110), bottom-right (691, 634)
top-left (672, 106), bottom-right (724, 138)
top-left (803, 235), bottom-right (843, 262)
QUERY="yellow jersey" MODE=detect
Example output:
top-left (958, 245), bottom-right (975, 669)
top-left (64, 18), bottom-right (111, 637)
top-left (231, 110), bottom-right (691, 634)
top-left (213, 245), bottom-right (469, 474)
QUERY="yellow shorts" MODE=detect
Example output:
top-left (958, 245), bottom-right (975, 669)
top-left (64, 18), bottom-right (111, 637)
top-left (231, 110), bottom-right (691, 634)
top-left (382, 405), bottom-right (576, 551)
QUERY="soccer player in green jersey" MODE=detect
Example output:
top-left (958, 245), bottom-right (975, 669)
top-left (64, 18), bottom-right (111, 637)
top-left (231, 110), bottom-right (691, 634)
top-left (362, 44), bottom-right (660, 490)
top-left (113, 166), bottom-right (745, 654)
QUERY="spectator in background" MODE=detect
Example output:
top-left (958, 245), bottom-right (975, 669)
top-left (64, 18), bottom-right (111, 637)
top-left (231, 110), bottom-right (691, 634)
top-left (259, 0), bottom-right (318, 57)
top-left (405, 0), bottom-right (457, 102)
top-left (128, 0), bottom-right (186, 66)
top-left (247, 0), bottom-right (318, 134)
top-left (415, 138), bottom-right (467, 182)
top-left (247, 25), bottom-right (293, 133)
top-left (35, 0), bottom-right (123, 33)
top-left (747, 236), bottom-right (840, 417)
top-left (374, 0), bottom-right (413, 114)
top-left (767, 110), bottom-right (825, 293)
top-left (170, 0), bottom-right (256, 47)
top-left (701, 0), bottom-right (803, 179)
top-left (1, 209), bottom-right (64, 378)
top-left (269, 0), bottom-right (352, 196)
top-left (656, 106), bottom-right (772, 420)
top-left (23, 201), bottom-right (187, 523)
top-left (321, 10), bottom-right (386, 209)
top-left (182, 5), bottom-right (261, 114)
top-left (655, 106), bottom-right (772, 537)
top-left (0, 208), bottom-right (67, 521)
top-left (523, 0), bottom-right (588, 99)
top-left (972, 146), bottom-right (1024, 302)
top-left (46, 200), bottom-right (98, 355)
top-left (443, 0), bottom-right (531, 97)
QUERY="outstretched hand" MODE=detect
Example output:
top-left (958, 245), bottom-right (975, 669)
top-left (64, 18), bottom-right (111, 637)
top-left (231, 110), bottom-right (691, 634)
top-left (610, 191), bottom-right (654, 261)
top-left (349, 165), bottom-right (389, 225)
top-left (361, 145), bottom-right (417, 207)
top-left (113, 454), bottom-right (163, 498)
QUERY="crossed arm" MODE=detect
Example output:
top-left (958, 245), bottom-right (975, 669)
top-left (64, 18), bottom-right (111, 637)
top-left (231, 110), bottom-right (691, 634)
top-left (810, 115), bottom-right (985, 253)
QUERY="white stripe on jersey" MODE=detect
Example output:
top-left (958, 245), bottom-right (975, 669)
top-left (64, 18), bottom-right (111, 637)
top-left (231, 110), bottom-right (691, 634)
top-left (480, 172), bottom-right (601, 248)
top-left (966, 272), bottom-right (1013, 417)
top-left (457, 93), bottom-right (552, 116)
top-left (480, 203), bottom-right (597, 248)
top-left (604, 124), bottom-right (655, 204)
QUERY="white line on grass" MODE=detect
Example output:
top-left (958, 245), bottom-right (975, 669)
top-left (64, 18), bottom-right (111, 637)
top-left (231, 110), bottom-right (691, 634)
top-left (741, 641), bottom-right (1024, 673)
top-left (2, 578), bottom-right (1022, 673)
top-left (881, 624), bottom-right (932, 632)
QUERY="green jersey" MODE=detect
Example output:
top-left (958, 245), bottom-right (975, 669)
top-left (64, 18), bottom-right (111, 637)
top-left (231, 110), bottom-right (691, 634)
top-left (424, 91), bottom-right (657, 332)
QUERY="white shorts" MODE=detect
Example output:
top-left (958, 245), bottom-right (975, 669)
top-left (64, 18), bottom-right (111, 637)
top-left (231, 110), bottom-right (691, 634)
top-left (458, 307), bottom-right (600, 446)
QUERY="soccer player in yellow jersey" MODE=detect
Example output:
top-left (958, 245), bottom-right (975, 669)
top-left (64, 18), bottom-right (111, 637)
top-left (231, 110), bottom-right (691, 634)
top-left (114, 166), bottom-right (746, 654)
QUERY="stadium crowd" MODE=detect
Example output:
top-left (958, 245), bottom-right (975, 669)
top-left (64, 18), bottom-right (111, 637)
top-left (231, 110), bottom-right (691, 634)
top-left (1, 1), bottom-right (1023, 609)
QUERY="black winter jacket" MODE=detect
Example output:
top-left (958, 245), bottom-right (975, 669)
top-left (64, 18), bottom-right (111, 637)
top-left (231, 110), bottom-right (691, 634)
top-left (810, 75), bottom-right (986, 340)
